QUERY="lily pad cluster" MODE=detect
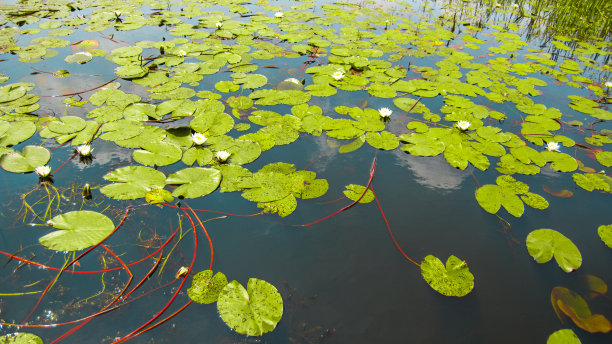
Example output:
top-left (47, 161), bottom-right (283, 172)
top-left (187, 270), bottom-right (283, 336)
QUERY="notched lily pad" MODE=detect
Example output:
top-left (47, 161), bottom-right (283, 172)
top-left (40, 211), bottom-right (115, 251)
top-left (188, 270), bottom-right (228, 304)
top-left (420, 255), bottom-right (474, 297)
top-left (526, 228), bottom-right (581, 273)
top-left (0, 145), bottom-right (50, 173)
top-left (217, 278), bottom-right (283, 336)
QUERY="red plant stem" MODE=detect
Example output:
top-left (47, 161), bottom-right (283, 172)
top-left (49, 244), bottom-right (134, 344)
top-left (129, 300), bottom-right (193, 338)
top-left (51, 152), bottom-right (78, 176)
top-left (162, 203), bottom-right (262, 218)
top-left (293, 153), bottom-right (377, 227)
top-left (303, 151), bottom-right (332, 170)
top-left (371, 188), bottom-right (420, 267)
top-left (0, 278), bottom-right (177, 330)
top-left (0, 216), bottom-right (181, 274)
top-left (21, 207), bottom-right (130, 324)
top-left (111, 210), bottom-right (200, 343)
top-left (49, 141), bottom-right (71, 151)
top-left (185, 203), bottom-right (214, 270)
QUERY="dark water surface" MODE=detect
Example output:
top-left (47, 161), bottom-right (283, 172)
top-left (0, 0), bottom-right (611, 343)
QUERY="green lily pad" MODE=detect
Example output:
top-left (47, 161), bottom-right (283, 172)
top-left (0, 333), bottom-right (43, 344)
top-left (0, 145), bottom-right (50, 173)
top-left (65, 52), bottom-right (92, 64)
top-left (101, 166), bottom-right (167, 200)
top-left (597, 224), bottom-right (612, 249)
top-left (546, 329), bottom-right (581, 344)
top-left (0, 121), bottom-right (36, 146)
top-left (526, 228), bottom-right (582, 272)
top-left (115, 65), bottom-right (149, 79)
top-left (343, 184), bottom-right (374, 203)
top-left (595, 151), bottom-right (612, 167)
top-left (420, 255), bottom-right (474, 297)
top-left (0, 84), bottom-right (27, 103)
top-left (217, 278), bottom-right (283, 336)
top-left (166, 167), bottom-right (221, 198)
top-left (39, 211), bottom-right (115, 251)
top-left (132, 142), bottom-right (182, 167)
top-left (188, 270), bottom-right (228, 304)
top-left (47, 116), bottom-right (86, 134)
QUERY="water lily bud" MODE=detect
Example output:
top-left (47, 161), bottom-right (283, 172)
top-left (82, 183), bottom-right (92, 199)
top-left (175, 266), bottom-right (189, 279)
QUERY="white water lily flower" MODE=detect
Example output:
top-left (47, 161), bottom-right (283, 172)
top-left (114, 11), bottom-right (121, 17)
top-left (545, 141), bottom-right (560, 152)
top-left (378, 107), bottom-right (393, 118)
top-left (456, 120), bottom-right (471, 131)
top-left (192, 132), bottom-right (207, 145)
top-left (215, 21), bottom-right (223, 28)
top-left (275, 12), bottom-right (283, 18)
top-left (332, 70), bottom-right (344, 81)
top-left (215, 150), bottom-right (230, 162)
top-left (177, 50), bottom-right (186, 57)
top-left (76, 144), bottom-right (93, 156)
top-left (605, 81), bottom-right (612, 88)
top-left (35, 165), bottom-right (51, 177)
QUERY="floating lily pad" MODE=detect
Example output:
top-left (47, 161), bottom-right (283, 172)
top-left (132, 142), bottom-right (182, 167)
top-left (420, 255), bottom-right (474, 297)
top-left (39, 211), bottom-right (115, 251)
top-left (188, 270), bottom-right (228, 304)
top-left (166, 167), bottom-right (221, 198)
top-left (343, 184), bottom-right (374, 203)
top-left (598, 224), bottom-right (612, 249)
top-left (526, 229), bottom-right (582, 273)
top-left (0, 145), bottom-right (50, 173)
top-left (546, 329), bottom-right (581, 344)
top-left (217, 278), bottom-right (283, 336)
top-left (0, 333), bottom-right (43, 344)
top-left (65, 51), bottom-right (92, 64)
top-left (101, 166), bottom-right (167, 200)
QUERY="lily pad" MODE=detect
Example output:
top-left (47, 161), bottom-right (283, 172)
top-left (343, 184), bottom-right (374, 203)
top-left (101, 166), bottom-right (167, 200)
top-left (132, 142), bottom-right (182, 167)
top-left (217, 278), bottom-right (283, 336)
top-left (188, 270), bottom-right (228, 304)
top-left (526, 229), bottom-right (582, 272)
top-left (166, 167), bottom-right (221, 198)
top-left (598, 224), bottom-right (612, 249)
top-left (0, 333), bottom-right (43, 344)
top-left (0, 145), bottom-right (50, 173)
top-left (420, 255), bottom-right (474, 297)
top-left (546, 329), bottom-right (581, 344)
top-left (39, 211), bottom-right (115, 251)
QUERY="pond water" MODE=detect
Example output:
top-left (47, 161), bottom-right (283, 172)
top-left (0, 0), bottom-right (611, 343)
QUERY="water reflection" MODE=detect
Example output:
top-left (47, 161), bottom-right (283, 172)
top-left (391, 150), bottom-right (470, 192)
